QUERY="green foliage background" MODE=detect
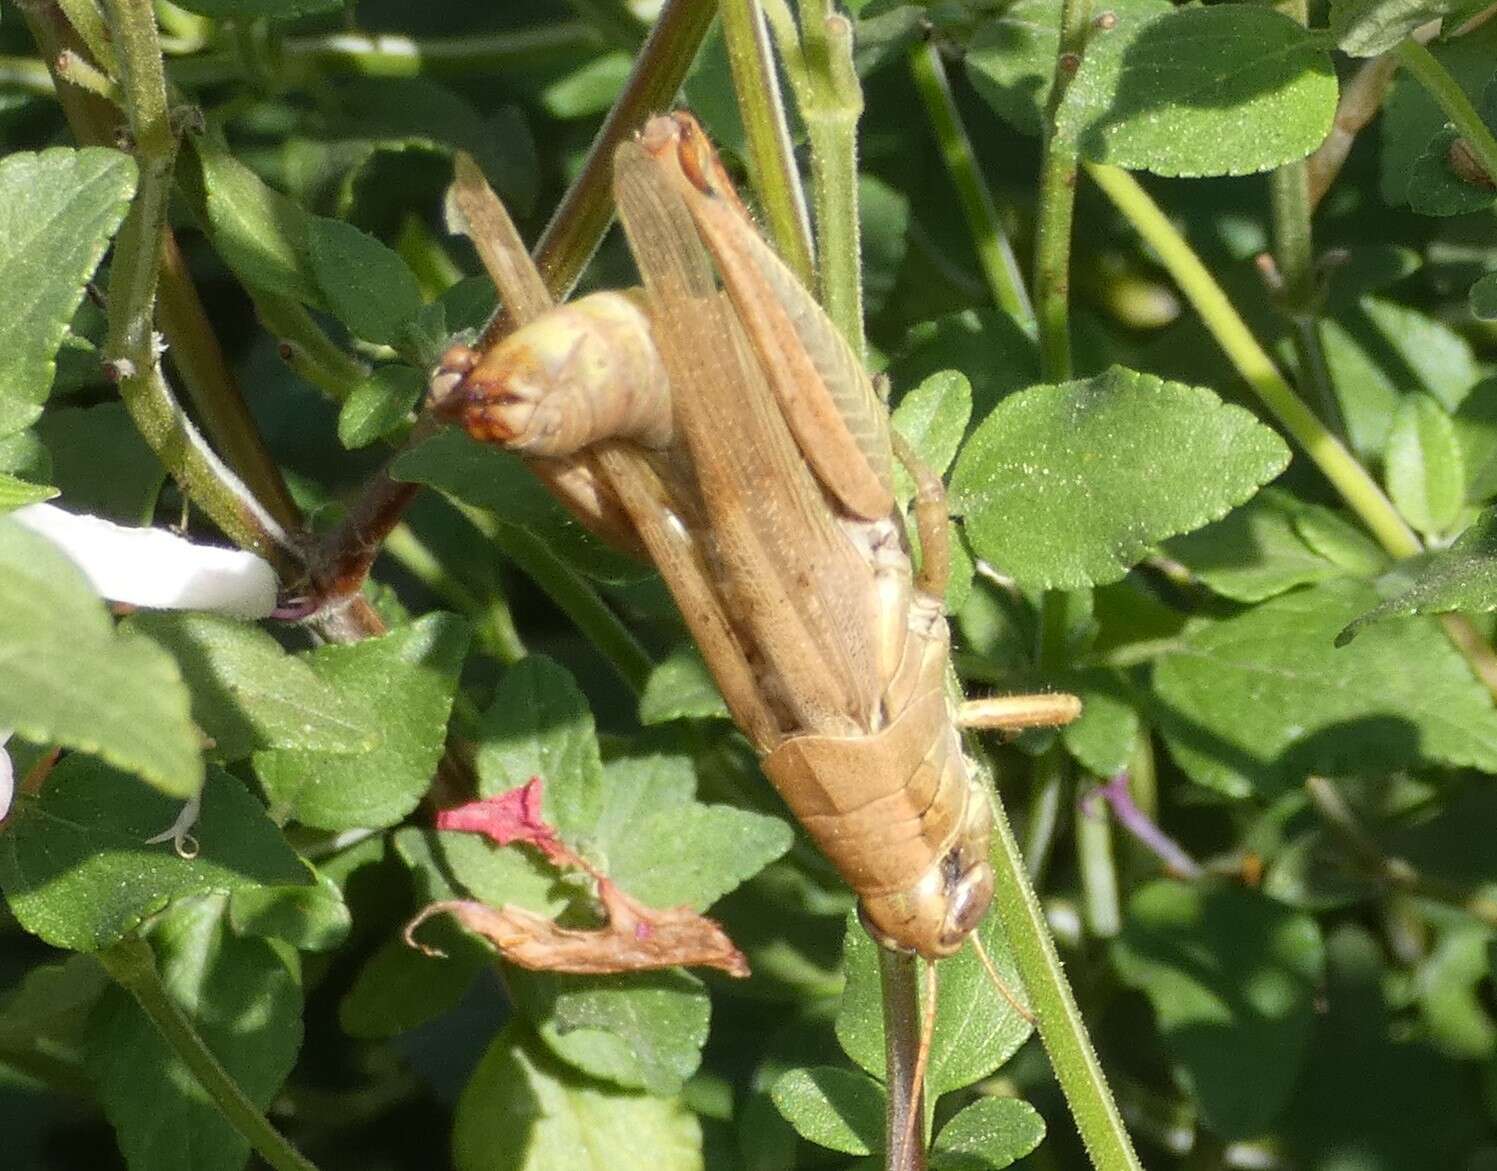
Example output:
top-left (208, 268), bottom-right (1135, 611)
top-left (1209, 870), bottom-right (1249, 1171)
top-left (1, 0), bottom-right (1496, 1169)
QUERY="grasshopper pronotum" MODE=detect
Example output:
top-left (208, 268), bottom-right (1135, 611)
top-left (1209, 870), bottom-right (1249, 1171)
top-left (430, 113), bottom-right (1078, 963)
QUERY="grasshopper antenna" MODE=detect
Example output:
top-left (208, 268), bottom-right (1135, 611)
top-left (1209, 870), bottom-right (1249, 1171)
top-left (897, 960), bottom-right (941, 1165)
top-left (971, 932), bottom-right (1036, 1026)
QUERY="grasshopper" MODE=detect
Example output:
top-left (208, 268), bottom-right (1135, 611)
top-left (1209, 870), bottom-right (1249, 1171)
top-left (430, 112), bottom-right (1077, 962)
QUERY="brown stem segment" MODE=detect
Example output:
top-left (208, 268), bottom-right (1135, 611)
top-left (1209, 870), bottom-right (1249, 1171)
top-left (879, 946), bottom-right (928, 1171)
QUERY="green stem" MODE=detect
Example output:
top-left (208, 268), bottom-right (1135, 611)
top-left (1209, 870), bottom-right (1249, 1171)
top-left (458, 506), bottom-right (652, 696)
top-left (985, 769), bottom-right (1143, 1170)
top-left (98, 0), bottom-right (299, 576)
top-left (1023, 748), bottom-right (1067, 884)
top-left (1033, 0), bottom-right (1092, 382)
top-left (1075, 779), bottom-right (1121, 938)
top-left (256, 293), bottom-right (370, 402)
top-left (908, 37), bottom-right (1032, 329)
top-left (519, 0), bottom-right (718, 335)
top-left (0, 54), bottom-right (55, 93)
top-left (384, 521), bottom-right (526, 665)
top-left (1395, 38), bottom-right (1497, 188)
top-left (1085, 162), bottom-right (1421, 560)
top-left (719, 0), bottom-right (817, 289)
top-left (98, 939), bottom-right (320, 1171)
top-left (878, 948), bottom-right (928, 1171)
top-left (54, 47), bottom-right (120, 102)
top-left (57, 0), bottom-right (118, 72)
top-left (564, 0), bottom-right (648, 49)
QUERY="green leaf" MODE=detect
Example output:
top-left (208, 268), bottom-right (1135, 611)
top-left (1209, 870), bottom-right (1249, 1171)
top-left (1112, 881), bottom-right (1323, 1139)
top-left (508, 969), bottom-right (709, 1096)
top-left (177, 136), bottom-right (322, 307)
top-left (860, 174), bottom-right (910, 317)
top-left (1331, 0), bottom-right (1465, 56)
top-left (950, 366), bottom-right (1290, 590)
top-left (1291, 504), bottom-right (1390, 577)
top-left (1453, 377), bottom-right (1497, 503)
top-left (474, 655), bottom-right (603, 834)
top-left (1154, 579), bottom-right (1497, 796)
top-left (0, 148), bottom-right (136, 438)
top-left (890, 309), bottom-right (1039, 422)
top-left (35, 404), bottom-right (162, 520)
top-left (1060, 669), bottom-right (1139, 777)
top-left (1338, 506), bottom-right (1497, 643)
top-left (769, 1066), bottom-right (882, 1156)
top-left (0, 758), bottom-right (308, 952)
top-left (227, 873), bottom-right (351, 952)
top-left (87, 894), bottom-right (302, 1171)
top-left (0, 473), bottom-right (56, 511)
top-left (254, 613), bottom-right (470, 830)
top-left (966, 0), bottom-right (1172, 138)
top-left (307, 216), bottom-right (427, 348)
top-left (930, 1097), bottom-right (1046, 1170)
top-left (639, 645), bottom-right (730, 724)
top-left (1408, 127), bottom-right (1497, 217)
top-left (453, 1025), bottom-right (703, 1171)
top-left (836, 900), bottom-right (1032, 1094)
top-left (337, 364), bottom-right (425, 448)
top-left (892, 369), bottom-right (972, 504)
top-left (541, 53), bottom-right (632, 120)
top-left (1384, 393), bottom-right (1465, 536)
top-left (392, 428), bottom-right (645, 584)
top-left (122, 611), bottom-right (380, 762)
top-left (0, 517), bottom-right (201, 797)
top-left (1061, 6), bottom-right (1337, 177)
top-left (1163, 488), bottom-right (1347, 603)
top-left (0, 953), bottom-right (109, 1054)
top-left (1417, 925), bottom-right (1497, 1060)
top-left (1471, 272), bottom-right (1497, 320)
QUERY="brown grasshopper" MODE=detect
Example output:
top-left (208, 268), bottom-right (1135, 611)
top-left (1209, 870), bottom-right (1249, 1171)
top-left (430, 112), bottom-right (1077, 962)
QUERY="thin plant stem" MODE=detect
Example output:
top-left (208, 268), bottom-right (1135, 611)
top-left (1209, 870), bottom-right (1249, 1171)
top-left (719, 0), bottom-right (817, 288)
top-left (89, 0), bottom-right (299, 575)
top-left (908, 36), bottom-right (1033, 330)
top-left (1075, 779), bottom-right (1121, 938)
top-left (564, 0), bottom-right (649, 49)
top-left (1306, 53), bottom-right (1402, 209)
top-left (879, 949), bottom-right (928, 1171)
top-left (54, 47), bottom-right (120, 102)
top-left (1033, 0), bottom-right (1093, 383)
top-left (1089, 161), bottom-right (1497, 701)
top-left (1395, 38), bottom-right (1497, 188)
top-left (98, 939), bottom-right (320, 1171)
top-left (1023, 749), bottom-right (1067, 884)
top-left (980, 757), bottom-right (1145, 1171)
top-left (57, 0), bottom-right (118, 72)
top-left (0, 54), bottom-right (55, 93)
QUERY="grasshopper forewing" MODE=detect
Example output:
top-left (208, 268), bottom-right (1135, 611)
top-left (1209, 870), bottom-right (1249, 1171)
top-left (432, 113), bottom-right (1075, 962)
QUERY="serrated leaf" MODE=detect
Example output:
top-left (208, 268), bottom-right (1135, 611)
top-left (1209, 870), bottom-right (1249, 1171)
top-left (769, 1066), bottom-right (882, 1156)
top-left (0, 148), bottom-right (136, 438)
top-left (1471, 272), bottom-right (1497, 320)
top-left (1061, 6), bottom-right (1337, 177)
top-left (1385, 393), bottom-right (1465, 535)
top-left (453, 1025), bottom-right (703, 1171)
top-left (965, 0), bottom-right (1172, 138)
top-left (1331, 0), bottom-right (1464, 56)
top-left (1163, 488), bottom-right (1346, 603)
top-left (254, 613), bottom-right (470, 830)
top-left (1155, 579), bottom-right (1497, 796)
top-left (1338, 506), bottom-right (1497, 642)
top-left (930, 1097), bottom-right (1046, 1170)
top-left (307, 216), bottom-right (427, 348)
top-left (1113, 882), bottom-right (1323, 1139)
top-left (836, 900), bottom-right (1032, 1094)
top-left (228, 873), bottom-right (351, 951)
top-left (0, 758), bottom-right (308, 952)
top-left (509, 969), bottom-right (709, 1096)
top-left (950, 366), bottom-right (1290, 590)
top-left (87, 895), bottom-right (302, 1171)
top-left (892, 369), bottom-right (972, 503)
top-left (122, 611), bottom-right (380, 761)
top-left (1408, 127), bottom-right (1497, 217)
top-left (0, 517), bottom-right (201, 797)
top-left (474, 655), bottom-right (603, 835)
top-left (0, 472), bottom-right (56, 511)
top-left (639, 645), bottom-right (730, 724)
top-left (337, 365), bottom-right (425, 448)
top-left (177, 136), bottom-right (322, 306)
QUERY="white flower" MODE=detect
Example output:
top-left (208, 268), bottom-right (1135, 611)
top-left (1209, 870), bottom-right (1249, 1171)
top-left (11, 502), bottom-right (277, 619)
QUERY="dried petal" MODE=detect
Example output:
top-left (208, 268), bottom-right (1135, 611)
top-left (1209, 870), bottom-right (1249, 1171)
top-left (435, 777), bottom-right (566, 862)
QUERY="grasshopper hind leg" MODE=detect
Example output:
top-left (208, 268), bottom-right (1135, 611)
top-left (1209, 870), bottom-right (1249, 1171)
top-left (891, 430), bottom-right (951, 601)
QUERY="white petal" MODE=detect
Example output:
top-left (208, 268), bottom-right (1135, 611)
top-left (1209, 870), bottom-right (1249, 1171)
top-left (11, 504), bottom-right (277, 619)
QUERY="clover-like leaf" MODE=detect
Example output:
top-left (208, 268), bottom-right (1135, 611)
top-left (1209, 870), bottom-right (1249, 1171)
top-left (931, 1096), bottom-right (1047, 1170)
top-left (770, 1065), bottom-right (883, 1157)
top-left (951, 366), bottom-right (1290, 590)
